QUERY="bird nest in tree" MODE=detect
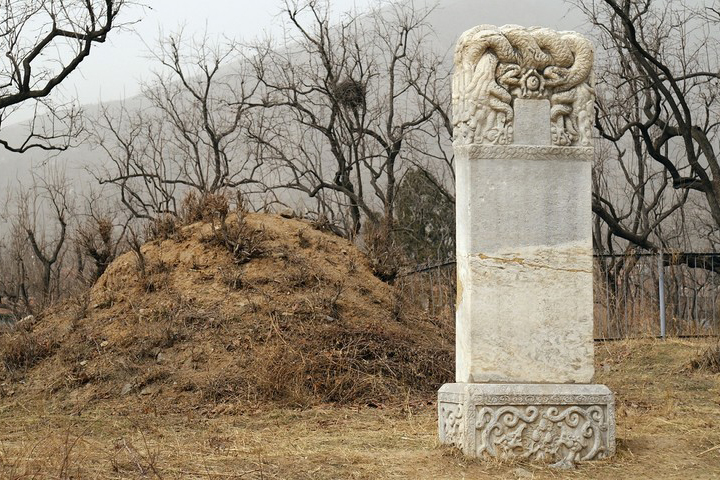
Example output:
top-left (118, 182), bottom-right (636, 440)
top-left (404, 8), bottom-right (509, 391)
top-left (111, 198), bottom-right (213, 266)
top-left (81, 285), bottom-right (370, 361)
top-left (333, 78), bottom-right (366, 109)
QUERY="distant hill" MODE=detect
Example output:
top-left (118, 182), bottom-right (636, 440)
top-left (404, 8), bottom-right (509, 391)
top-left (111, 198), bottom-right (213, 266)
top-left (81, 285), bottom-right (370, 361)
top-left (0, 0), bottom-right (595, 251)
top-left (0, 0), bottom-right (586, 193)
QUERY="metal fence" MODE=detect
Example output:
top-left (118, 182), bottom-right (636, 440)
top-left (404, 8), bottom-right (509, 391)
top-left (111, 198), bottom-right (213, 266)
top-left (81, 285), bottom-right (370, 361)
top-left (397, 253), bottom-right (720, 340)
top-left (595, 253), bottom-right (720, 339)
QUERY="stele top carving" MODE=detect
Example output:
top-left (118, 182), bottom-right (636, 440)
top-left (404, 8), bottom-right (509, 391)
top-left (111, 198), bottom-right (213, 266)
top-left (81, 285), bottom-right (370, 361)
top-left (452, 24), bottom-right (595, 147)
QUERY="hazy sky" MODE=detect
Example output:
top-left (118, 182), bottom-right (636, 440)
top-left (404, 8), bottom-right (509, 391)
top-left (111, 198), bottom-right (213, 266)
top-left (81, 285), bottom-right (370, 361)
top-left (59, 0), bottom-right (585, 106)
top-left (62, 0), bottom-right (378, 105)
top-left (0, 0), bottom-right (587, 185)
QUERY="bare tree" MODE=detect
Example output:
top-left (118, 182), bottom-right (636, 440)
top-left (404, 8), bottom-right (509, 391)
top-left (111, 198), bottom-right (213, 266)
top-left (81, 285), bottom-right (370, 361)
top-left (74, 189), bottom-right (130, 283)
top-left (0, 176), bottom-right (126, 315)
top-left (0, 223), bottom-right (33, 314)
top-left (575, 0), bottom-right (720, 257)
top-left (93, 31), bottom-right (265, 219)
top-left (1, 166), bottom-right (74, 311)
top-left (249, 0), bottom-right (451, 237)
top-left (590, 85), bottom-right (690, 258)
top-left (0, 0), bottom-right (129, 152)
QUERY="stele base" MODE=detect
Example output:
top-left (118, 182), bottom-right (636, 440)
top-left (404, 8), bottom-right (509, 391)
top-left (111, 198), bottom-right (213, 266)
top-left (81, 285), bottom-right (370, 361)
top-left (438, 383), bottom-right (616, 468)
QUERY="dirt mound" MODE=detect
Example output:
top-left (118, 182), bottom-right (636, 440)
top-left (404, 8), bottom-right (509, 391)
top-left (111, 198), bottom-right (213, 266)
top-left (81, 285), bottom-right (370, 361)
top-left (0, 213), bottom-right (453, 412)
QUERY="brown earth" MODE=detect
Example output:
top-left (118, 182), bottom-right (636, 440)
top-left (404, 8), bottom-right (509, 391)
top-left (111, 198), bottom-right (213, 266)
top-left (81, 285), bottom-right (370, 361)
top-left (0, 213), bottom-right (453, 413)
top-left (1, 214), bottom-right (719, 478)
top-left (0, 339), bottom-right (718, 479)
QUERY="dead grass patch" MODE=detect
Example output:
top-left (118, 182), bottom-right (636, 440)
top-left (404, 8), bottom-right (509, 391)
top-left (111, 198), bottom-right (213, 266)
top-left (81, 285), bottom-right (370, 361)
top-left (689, 340), bottom-right (720, 373)
top-left (2, 338), bottom-right (719, 480)
top-left (0, 330), bottom-right (57, 379)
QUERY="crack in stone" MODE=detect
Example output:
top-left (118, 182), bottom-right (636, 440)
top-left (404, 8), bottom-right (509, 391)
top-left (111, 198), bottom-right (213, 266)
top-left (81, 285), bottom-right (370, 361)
top-left (471, 253), bottom-right (592, 274)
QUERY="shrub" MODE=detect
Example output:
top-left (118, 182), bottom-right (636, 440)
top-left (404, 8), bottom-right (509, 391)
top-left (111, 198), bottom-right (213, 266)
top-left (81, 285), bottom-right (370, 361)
top-left (363, 219), bottom-right (404, 283)
top-left (690, 342), bottom-right (720, 373)
top-left (0, 331), bottom-right (56, 376)
top-left (180, 191), bottom-right (230, 224)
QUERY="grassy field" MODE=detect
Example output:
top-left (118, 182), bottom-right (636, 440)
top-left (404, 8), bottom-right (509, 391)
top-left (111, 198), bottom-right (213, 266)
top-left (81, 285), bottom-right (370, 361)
top-left (1, 338), bottom-right (719, 479)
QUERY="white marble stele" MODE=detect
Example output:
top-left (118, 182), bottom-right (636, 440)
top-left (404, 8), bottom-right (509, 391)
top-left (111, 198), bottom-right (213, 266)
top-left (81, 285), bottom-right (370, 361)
top-left (439, 24), bottom-right (615, 467)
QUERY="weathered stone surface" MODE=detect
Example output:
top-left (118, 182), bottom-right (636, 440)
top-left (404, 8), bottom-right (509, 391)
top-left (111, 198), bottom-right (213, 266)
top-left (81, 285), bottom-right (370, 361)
top-left (454, 147), bottom-right (594, 384)
top-left (452, 24), bottom-right (596, 384)
top-left (438, 383), bottom-right (615, 468)
top-left (513, 99), bottom-right (551, 145)
top-left (440, 23), bottom-right (615, 465)
top-left (452, 25), bottom-right (595, 148)
top-left (456, 248), bottom-right (593, 384)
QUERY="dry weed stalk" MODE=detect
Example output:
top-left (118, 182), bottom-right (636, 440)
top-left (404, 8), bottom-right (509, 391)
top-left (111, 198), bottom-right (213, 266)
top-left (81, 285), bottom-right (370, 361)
top-left (690, 341), bottom-right (720, 373)
top-left (0, 330), bottom-right (57, 379)
top-left (363, 220), bottom-right (404, 283)
top-left (128, 228), bottom-right (146, 278)
top-left (110, 428), bottom-right (163, 478)
top-left (148, 215), bottom-right (182, 242)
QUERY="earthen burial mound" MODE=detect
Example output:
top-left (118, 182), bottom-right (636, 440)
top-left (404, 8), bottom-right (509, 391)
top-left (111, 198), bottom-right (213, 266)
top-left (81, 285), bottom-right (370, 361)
top-left (0, 213), bottom-right (453, 413)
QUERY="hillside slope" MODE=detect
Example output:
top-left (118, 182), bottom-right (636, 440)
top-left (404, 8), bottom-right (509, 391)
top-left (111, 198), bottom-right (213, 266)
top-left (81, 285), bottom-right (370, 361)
top-left (0, 213), bottom-right (453, 412)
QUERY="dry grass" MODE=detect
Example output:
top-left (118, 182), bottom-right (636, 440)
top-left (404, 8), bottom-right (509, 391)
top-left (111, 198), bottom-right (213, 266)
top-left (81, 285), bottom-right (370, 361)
top-left (0, 213), bottom-right (453, 411)
top-left (690, 341), bottom-right (720, 373)
top-left (0, 338), bottom-right (718, 479)
top-left (0, 329), bottom-right (57, 379)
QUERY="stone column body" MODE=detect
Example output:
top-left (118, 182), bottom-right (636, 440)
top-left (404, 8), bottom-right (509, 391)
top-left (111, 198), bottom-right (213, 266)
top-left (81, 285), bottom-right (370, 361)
top-left (439, 25), bottom-right (615, 468)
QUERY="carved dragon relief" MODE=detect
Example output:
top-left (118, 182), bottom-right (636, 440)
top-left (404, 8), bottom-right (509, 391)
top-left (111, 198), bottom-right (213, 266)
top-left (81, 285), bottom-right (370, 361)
top-left (453, 25), bottom-right (595, 147)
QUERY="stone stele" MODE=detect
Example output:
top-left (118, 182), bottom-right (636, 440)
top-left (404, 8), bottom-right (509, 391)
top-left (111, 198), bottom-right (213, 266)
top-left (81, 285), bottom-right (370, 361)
top-left (439, 24), bottom-right (615, 467)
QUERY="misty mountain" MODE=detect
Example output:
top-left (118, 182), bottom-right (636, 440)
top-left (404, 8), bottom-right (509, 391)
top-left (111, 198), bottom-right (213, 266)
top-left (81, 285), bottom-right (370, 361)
top-left (0, 0), bottom-right (587, 197)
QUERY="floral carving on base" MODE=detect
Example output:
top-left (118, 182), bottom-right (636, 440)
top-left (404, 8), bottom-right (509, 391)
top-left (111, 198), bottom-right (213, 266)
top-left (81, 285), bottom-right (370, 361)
top-left (438, 384), bottom-right (616, 468)
top-left (477, 405), bottom-right (611, 468)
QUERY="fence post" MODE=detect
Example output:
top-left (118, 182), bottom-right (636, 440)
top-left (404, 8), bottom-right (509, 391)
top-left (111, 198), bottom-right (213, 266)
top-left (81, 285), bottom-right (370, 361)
top-left (604, 260), bottom-right (610, 339)
top-left (658, 252), bottom-right (666, 339)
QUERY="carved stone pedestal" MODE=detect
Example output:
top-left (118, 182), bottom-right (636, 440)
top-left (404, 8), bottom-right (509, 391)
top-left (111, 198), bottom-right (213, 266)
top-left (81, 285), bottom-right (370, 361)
top-left (438, 383), bottom-right (615, 468)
